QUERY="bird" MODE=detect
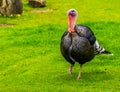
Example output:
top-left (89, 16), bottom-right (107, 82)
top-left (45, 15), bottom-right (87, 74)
top-left (60, 9), bottom-right (112, 80)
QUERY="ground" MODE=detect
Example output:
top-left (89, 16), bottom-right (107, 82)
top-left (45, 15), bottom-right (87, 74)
top-left (0, 0), bottom-right (120, 91)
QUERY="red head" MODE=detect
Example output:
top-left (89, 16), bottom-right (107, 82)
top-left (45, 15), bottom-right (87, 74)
top-left (67, 9), bottom-right (78, 33)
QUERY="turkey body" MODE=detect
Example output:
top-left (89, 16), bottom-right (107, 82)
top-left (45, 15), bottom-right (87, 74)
top-left (61, 24), bottom-right (96, 65)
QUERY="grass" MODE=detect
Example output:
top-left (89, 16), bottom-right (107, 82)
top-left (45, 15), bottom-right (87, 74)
top-left (0, 0), bottom-right (120, 91)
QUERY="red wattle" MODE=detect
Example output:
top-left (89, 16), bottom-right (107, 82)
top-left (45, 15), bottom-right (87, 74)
top-left (68, 15), bottom-right (76, 33)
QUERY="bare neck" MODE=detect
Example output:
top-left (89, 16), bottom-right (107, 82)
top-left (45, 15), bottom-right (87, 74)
top-left (68, 15), bottom-right (76, 33)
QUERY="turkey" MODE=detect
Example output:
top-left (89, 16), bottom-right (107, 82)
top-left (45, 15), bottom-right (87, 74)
top-left (60, 9), bottom-right (112, 80)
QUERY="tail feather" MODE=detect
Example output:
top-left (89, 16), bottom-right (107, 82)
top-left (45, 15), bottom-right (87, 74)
top-left (94, 40), bottom-right (113, 56)
top-left (101, 50), bottom-right (113, 56)
top-left (101, 50), bottom-right (111, 54)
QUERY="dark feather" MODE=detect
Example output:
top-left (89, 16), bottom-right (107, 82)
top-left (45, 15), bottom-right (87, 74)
top-left (60, 24), bottom-right (95, 64)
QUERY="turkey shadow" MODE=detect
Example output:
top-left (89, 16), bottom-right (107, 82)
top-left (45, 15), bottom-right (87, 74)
top-left (81, 71), bottom-right (112, 81)
top-left (56, 70), bottom-right (112, 82)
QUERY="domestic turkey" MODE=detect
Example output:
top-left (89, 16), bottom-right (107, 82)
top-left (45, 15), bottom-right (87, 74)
top-left (60, 9), bottom-right (112, 80)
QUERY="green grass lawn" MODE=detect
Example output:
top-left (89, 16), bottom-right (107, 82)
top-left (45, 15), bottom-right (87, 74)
top-left (0, 0), bottom-right (120, 92)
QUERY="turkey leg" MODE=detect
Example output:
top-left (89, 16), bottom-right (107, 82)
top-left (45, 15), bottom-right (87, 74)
top-left (77, 64), bottom-right (82, 80)
top-left (68, 64), bottom-right (74, 74)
